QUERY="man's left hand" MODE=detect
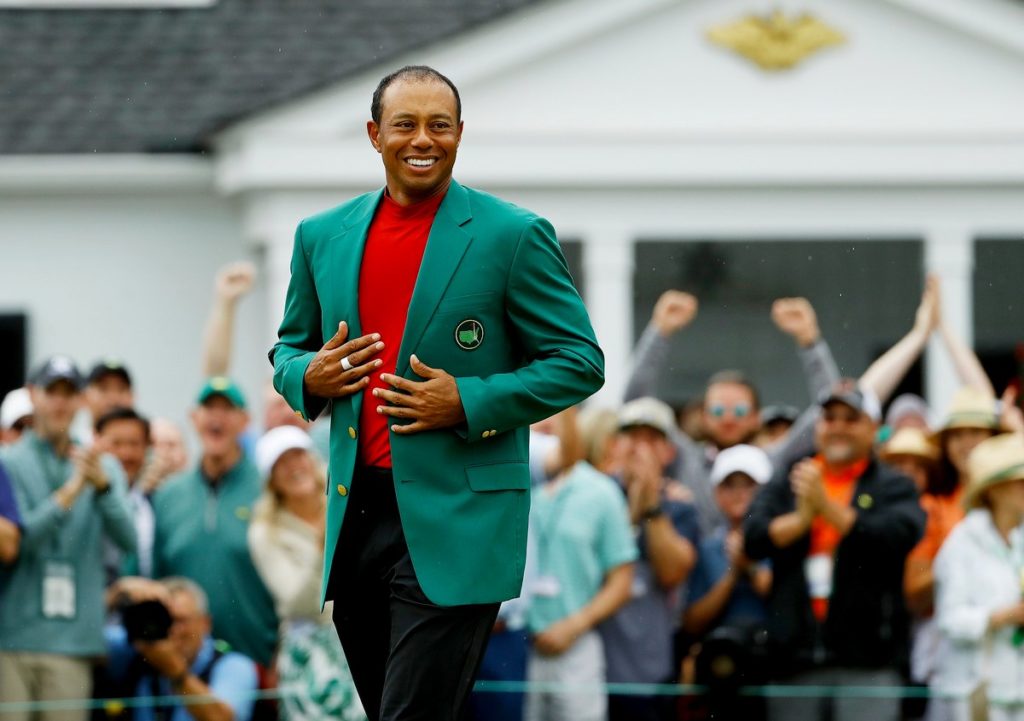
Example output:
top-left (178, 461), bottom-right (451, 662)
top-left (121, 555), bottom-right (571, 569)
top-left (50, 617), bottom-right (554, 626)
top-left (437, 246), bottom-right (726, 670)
top-left (134, 639), bottom-right (189, 680)
top-left (76, 447), bottom-right (110, 493)
top-left (790, 458), bottom-right (825, 514)
top-left (377, 355), bottom-right (466, 434)
top-left (533, 615), bottom-right (586, 657)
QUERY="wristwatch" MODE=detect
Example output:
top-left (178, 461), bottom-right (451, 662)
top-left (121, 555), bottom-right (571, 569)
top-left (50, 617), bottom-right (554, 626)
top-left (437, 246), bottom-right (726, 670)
top-left (169, 669), bottom-right (190, 690)
top-left (641, 505), bottom-right (665, 521)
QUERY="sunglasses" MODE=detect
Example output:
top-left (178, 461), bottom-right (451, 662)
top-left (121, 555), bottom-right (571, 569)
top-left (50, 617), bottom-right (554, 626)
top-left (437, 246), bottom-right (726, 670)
top-left (707, 404), bottom-right (751, 419)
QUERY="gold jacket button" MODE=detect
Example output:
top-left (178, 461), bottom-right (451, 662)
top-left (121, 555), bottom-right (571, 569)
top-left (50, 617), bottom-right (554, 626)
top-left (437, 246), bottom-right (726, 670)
top-left (481, 431), bottom-right (489, 439)
top-left (337, 485), bottom-right (348, 497)
top-left (348, 426), bottom-right (357, 439)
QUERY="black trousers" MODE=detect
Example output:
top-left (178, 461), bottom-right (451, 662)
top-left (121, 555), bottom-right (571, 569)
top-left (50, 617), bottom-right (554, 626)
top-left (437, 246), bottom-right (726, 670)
top-left (328, 466), bottom-right (500, 721)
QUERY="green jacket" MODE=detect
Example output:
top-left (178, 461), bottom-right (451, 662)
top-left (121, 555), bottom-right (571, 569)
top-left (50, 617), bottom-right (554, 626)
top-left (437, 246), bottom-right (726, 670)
top-left (151, 455), bottom-right (279, 666)
top-left (271, 180), bottom-right (604, 607)
top-left (0, 432), bottom-right (136, 656)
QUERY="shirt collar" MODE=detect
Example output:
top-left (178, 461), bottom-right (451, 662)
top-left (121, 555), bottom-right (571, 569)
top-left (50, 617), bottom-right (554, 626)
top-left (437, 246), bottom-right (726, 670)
top-left (190, 636), bottom-right (217, 675)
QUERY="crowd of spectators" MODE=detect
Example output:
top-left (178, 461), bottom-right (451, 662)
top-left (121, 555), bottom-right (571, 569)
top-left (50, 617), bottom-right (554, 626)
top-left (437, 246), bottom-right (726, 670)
top-left (1, 263), bottom-right (1023, 721)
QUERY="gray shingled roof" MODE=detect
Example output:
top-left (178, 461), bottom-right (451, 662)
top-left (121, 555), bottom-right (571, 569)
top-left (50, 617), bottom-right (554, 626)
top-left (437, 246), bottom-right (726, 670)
top-left (0, 0), bottom-right (544, 154)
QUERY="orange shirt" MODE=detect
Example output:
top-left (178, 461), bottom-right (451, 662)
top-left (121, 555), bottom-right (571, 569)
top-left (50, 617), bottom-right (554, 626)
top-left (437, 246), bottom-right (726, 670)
top-left (904, 486), bottom-right (965, 616)
top-left (807, 456), bottom-right (869, 622)
top-left (908, 487), bottom-right (965, 564)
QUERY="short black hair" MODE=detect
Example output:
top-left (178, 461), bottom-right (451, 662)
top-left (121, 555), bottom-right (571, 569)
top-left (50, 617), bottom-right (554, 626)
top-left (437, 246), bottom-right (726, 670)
top-left (371, 65), bottom-right (461, 125)
top-left (705, 370), bottom-right (761, 410)
top-left (95, 406), bottom-right (150, 441)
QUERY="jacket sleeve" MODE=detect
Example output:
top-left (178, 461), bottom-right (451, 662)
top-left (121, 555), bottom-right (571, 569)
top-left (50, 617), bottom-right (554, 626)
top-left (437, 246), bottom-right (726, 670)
top-left (455, 217), bottom-right (604, 441)
top-left (934, 533), bottom-right (990, 644)
top-left (743, 467), bottom-right (796, 561)
top-left (270, 220), bottom-right (329, 422)
top-left (766, 406), bottom-right (818, 471)
top-left (96, 455), bottom-right (138, 553)
top-left (623, 324), bottom-right (672, 402)
top-left (764, 339), bottom-right (839, 471)
top-left (844, 469), bottom-right (925, 555)
top-left (800, 339), bottom-right (840, 402)
top-left (17, 496), bottom-right (66, 553)
top-left (247, 520), bottom-right (320, 620)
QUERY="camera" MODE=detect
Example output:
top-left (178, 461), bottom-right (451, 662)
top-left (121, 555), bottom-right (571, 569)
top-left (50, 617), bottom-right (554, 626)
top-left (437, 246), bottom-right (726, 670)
top-left (119, 599), bottom-right (173, 643)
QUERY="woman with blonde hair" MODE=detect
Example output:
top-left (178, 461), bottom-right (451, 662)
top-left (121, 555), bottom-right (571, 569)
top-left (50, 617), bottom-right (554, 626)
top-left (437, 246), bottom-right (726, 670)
top-left (248, 426), bottom-right (364, 721)
top-left (932, 431), bottom-right (1024, 721)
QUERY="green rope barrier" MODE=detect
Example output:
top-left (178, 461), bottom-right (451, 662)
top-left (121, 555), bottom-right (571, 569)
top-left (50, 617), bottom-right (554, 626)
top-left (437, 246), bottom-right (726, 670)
top-left (0, 681), bottom-right (944, 713)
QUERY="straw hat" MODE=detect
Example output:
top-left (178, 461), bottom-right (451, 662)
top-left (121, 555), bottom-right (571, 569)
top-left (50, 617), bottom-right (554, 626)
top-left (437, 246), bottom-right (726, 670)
top-left (880, 427), bottom-right (940, 463)
top-left (936, 387), bottom-right (999, 435)
top-left (962, 433), bottom-right (1024, 509)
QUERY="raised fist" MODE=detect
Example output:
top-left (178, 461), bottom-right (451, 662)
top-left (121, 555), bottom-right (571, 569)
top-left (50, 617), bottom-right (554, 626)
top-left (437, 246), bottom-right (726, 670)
top-left (772, 297), bottom-right (820, 348)
top-left (652, 291), bottom-right (698, 337)
top-left (216, 261), bottom-right (257, 303)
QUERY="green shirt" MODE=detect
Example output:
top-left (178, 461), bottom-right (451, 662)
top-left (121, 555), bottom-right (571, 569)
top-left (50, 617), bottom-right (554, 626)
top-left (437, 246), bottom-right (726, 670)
top-left (151, 452), bottom-right (278, 665)
top-left (0, 431), bottom-right (136, 656)
top-left (527, 462), bottom-right (637, 633)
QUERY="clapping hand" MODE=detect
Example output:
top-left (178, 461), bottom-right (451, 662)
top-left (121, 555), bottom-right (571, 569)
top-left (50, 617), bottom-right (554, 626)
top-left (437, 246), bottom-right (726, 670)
top-left (624, 441), bottom-right (664, 524)
top-left (913, 275), bottom-right (940, 336)
top-left (790, 458), bottom-right (824, 521)
top-left (74, 446), bottom-right (109, 493)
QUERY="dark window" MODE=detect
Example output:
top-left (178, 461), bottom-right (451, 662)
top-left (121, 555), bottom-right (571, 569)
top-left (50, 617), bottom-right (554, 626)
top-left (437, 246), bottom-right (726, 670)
top-left (560, 239), bottom-right (584, 301)
top-left (0, 314), bottom-right (28, 400)
top-left (633, 239), bottom-right (923, 407)
top-left (974, 239), bottom-right (1024, 393)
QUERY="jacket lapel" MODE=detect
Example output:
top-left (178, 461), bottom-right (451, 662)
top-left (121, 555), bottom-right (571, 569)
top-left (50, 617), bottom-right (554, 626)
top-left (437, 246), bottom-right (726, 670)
top-left (396, 180), bottom-right (473, 378)
top-left (329, 190), bottom-right (382, 420)
top-left (333, 189), bottom-right (385, 341)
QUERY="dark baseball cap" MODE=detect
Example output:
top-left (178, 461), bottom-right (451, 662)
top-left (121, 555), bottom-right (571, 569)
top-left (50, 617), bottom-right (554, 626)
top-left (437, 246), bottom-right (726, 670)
top-left (196, 377), bottom-right (247, 409)
top-left (87, 359), bottom-right (133, 387)
top-left (819, 379), bottom-right (882, 422)
top-left (29, 356), bottom-right (84, 391)
top-left (761, 404), bottom-right (800, 426)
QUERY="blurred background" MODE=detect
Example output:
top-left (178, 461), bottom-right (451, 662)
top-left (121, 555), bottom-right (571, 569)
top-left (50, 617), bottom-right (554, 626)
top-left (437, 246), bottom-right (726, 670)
top-left (1, 0), bottom-right (1022, 430)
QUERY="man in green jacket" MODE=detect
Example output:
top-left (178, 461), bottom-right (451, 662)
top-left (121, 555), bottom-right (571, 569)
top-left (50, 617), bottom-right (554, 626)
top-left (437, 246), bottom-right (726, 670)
top-left (270, 65), bottom-right (604, 720)
top-left (0, 357), bottom-right (136, 721)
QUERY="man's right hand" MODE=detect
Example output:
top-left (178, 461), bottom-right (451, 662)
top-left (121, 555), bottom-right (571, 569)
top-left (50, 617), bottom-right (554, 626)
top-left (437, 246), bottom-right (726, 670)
top-left (215, 260), bottom-right (256, 303)
top-left (303, 321), bottom-right (386, 399)
top-left (651, 290), bottom-right (698, 337)
top-left (771, 297), bottom-right (820, 348)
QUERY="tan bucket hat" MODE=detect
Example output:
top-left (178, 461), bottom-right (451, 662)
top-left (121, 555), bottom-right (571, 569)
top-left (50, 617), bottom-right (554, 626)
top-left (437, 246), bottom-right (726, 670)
top-left (936, 387), bottom-right (999, 435)
top-left (880, 427), bottom-right (940, 463)
top-left (962, 433), bottom-right (1024, 509)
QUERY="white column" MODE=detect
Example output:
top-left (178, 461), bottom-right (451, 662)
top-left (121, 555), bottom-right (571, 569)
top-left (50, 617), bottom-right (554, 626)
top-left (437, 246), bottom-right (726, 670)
top-left (241, 192), bottom-right (303, 351)
top-left (582, 230), bottom-right (634, 408)
top-left (924, 226), bottom-right (974, 413)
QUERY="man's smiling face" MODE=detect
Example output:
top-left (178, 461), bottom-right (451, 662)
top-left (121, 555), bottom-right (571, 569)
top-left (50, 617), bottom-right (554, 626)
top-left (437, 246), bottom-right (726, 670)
top-left (367, 78), bottom-right (463, 206)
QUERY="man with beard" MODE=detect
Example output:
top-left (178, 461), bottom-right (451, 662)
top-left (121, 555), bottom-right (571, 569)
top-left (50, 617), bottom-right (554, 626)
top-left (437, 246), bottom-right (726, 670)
top-left (744, 379), bottom-right (926, 721)
top-left (625, 294), bottom-right (840, 533)
top-left (150, 378), bottom-right (278, 668)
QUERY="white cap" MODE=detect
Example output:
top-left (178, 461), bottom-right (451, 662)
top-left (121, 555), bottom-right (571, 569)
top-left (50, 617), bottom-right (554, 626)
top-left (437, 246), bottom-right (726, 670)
top-left (1, 388), bottom-right (33, 431)
top-left (618, 396), bottom-right (676, 437)
top-left (255, 425), bottom-right (313, 479)
top-left (710, 444), bottom-right (773, 486)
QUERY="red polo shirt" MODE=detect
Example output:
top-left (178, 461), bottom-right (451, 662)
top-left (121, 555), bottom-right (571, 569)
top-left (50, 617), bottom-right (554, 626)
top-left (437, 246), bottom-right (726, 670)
top-left (357, 190), bottom-right (444, 468)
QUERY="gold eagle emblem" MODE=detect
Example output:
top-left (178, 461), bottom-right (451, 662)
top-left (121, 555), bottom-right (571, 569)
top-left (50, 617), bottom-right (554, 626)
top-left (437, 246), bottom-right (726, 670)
top-left (708, 11), bottom-right (845, 71)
